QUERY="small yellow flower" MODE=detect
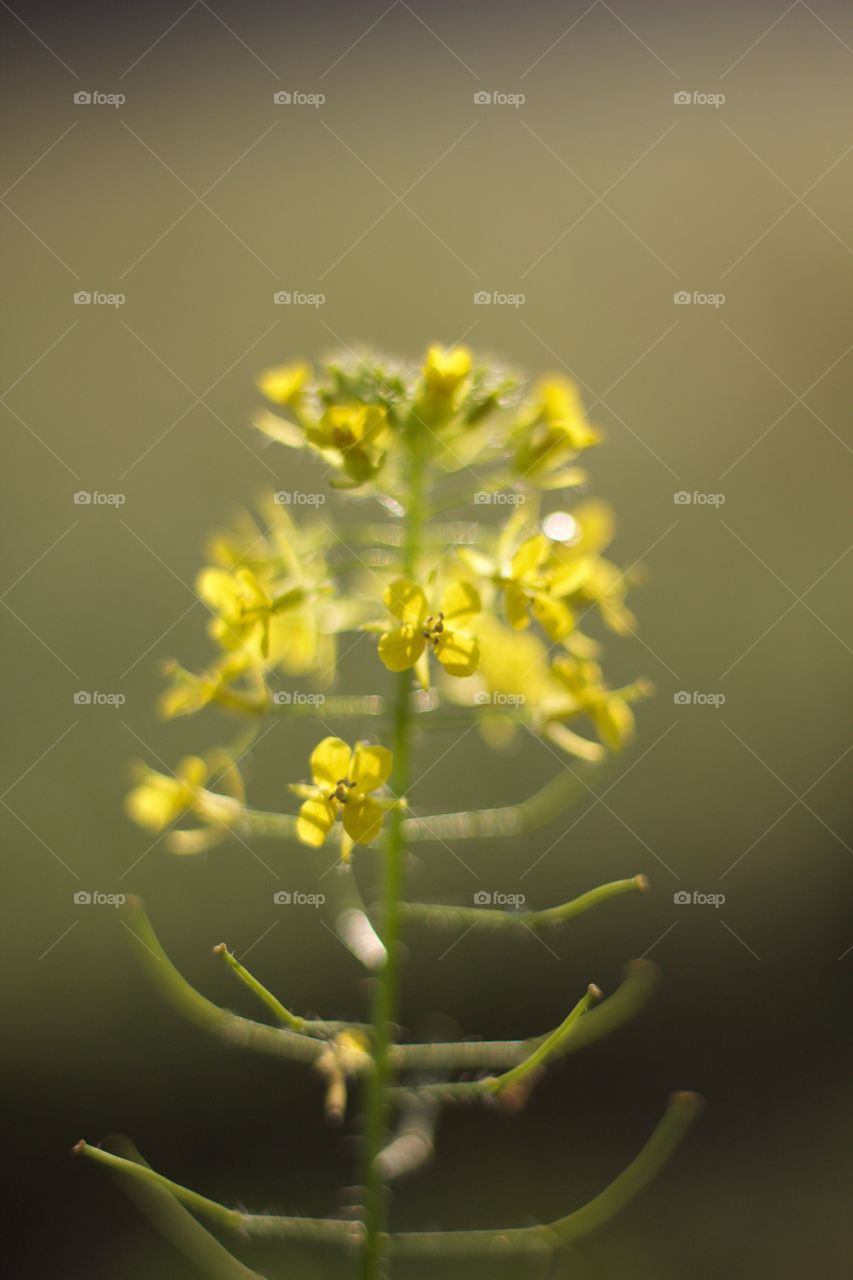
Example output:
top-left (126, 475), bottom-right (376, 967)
top-left (158, 653), bottom-right (261, 719)
top-left (499, 534), bottom-right (575, 642)
top-left (126, 753), bottom-right (245, 852)
top-left (546, 500), bottom-right (636, 635)
top-left (513, 375), bottom-right (600, 483)
top-left (378, 579), bottom-right (480, 684)
top-left (549, 657), bottom-right (651, 753)
top-left (290, 737), bottom-right (393, 848)
top-left (304, 402), bottom-right (389, 485)
top-left (258, 362), bottom-right (310, 407)
top-left (421, 344), bottom-right (472, 400)
top-left (197, 565), bottom-right (306, 660)
top-left (458, 520), bottom-right (575, 643)
top-left (125, 755), bottom-right (208, 833)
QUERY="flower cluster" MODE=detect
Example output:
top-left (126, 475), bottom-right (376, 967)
top-left (126, 345), bottom-right (649, 855)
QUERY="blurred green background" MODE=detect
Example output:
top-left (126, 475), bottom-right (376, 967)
top-left (2, 1), bottom-right (851, 1276)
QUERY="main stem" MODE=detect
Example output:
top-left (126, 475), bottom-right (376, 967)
top-left (360, 431), bottom-right (425, 1279)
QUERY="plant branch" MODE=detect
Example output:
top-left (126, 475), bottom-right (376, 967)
top-left (388, 1092), bottom-right (704, 1256)
top-left (399, 875), bottom-right (648, 932)
top-left (391, 960), bottom-right (658, 1073)
top-left (402, 763), bottom-right (606, 842)
top-left (85, 1136), bottom-right (267, 1280)
top-left (73, 1140), bottom-right (363, 1249)
top-left (391, 984), bottom-right (600, 1107)
top-left (122, 897), bottom-right (327, 1065)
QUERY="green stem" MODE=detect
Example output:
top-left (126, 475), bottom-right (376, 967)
top-left (398, 875), bottom-right (648, 933)
top-left (213, 943), bottom-right (306, 1032)
top-left (360, 428), bottom-right (426, 1279)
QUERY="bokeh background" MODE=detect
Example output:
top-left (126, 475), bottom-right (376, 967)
top-left (2, 0), bottom-right (851, 1276)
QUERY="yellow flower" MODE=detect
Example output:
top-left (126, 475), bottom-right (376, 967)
top-left (158, 653), bottom-right (262, 719)
top-left (378, 579), bottom-right (480, 684)
top-left (421, 344), bottom-right (472, 400)
top-left (258, 362), bottom-right (310, 407)
top-left (513, 375), bottom-right (600, 483)
top-left (290, 737), bottom-right (393, 848)
top-left (126, 752), bottom-right (245, 851)
top-left (125, 755), bottom-right (207, 833)
top-left (197, 565), bottom-right (306, 660)
top-left (548, 657), bottom-right (651, 753)
top-left (546, 500), bottom-right (636, 636)
top-left (303, 402), bottom-right (389, 486)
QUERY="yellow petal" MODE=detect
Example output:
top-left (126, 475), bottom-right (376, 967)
top-left (178, 756), bottom-right (208, 788)
top-left (384, 579), bottom-right (427, 625)
top-left (595, 698), bottom-right (635, 753)
top-left (504, 582), bottom-right (530, 630)
top-left (310, 737), bottom-right (353, 789)
top-left (435, 630), bottom-right (480, 677)
top-left (423, 344), bottom-right (472, 396)
top-left (531, 594), bottom-right (574, 642)
top-left (351, 743), bottom-right (392, 793)
top-left (258, 362), bottom-right (310, 406)
top-left (125, 777), bottom-right (183, 833)
top-left (440, 580), bottom-right (480, 626)
top-left (297, 796), bottom-right (336, 847)
top-left (573, 499), bottom-right (614, 553)
top-left (510, 534), bottom-right (548, 581)
top-left (342, 794), bottom-right (384, 844)
top-left (378, 626), bottom-right (425, 672)
top-left (196, 567), bottom-right (242, 618)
